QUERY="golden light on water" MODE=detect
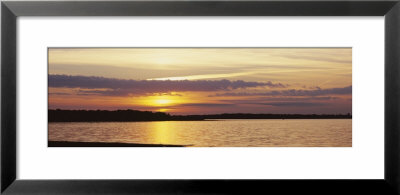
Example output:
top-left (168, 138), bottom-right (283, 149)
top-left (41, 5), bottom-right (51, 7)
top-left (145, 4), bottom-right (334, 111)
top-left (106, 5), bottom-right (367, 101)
top-left (48, 48), bottom-right (352, 147)
top-left (150, 122), bottom-right (175, 144)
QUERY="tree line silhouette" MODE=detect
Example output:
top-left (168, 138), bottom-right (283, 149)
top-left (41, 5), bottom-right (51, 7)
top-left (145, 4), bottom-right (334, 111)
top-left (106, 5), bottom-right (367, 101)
top-left (49, 109), bottom-right (352, 122)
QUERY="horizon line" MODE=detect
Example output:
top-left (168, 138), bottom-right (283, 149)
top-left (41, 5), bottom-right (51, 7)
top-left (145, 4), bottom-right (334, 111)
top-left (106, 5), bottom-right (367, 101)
top-left (48, 108), bottom-right (352, 116)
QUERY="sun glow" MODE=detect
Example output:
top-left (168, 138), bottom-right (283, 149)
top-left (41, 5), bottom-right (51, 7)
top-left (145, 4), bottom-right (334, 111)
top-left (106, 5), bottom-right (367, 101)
top-left (140, 96), bottom-right (178, 107)
top-left (154, 98), bottom-right (171, 105)
top-left (157, 108), bottom-right (170, 112)
top-left (130, 93), bottom-right (194, 110)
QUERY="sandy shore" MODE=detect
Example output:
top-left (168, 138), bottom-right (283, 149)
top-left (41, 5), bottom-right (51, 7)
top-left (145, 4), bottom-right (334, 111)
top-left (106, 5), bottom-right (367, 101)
top-left (48, 141), bottom-right (188, 147)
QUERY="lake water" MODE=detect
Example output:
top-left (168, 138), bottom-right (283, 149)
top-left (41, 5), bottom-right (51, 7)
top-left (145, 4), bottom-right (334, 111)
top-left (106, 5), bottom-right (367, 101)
top-left (48, 119), bottom-right (351, 147)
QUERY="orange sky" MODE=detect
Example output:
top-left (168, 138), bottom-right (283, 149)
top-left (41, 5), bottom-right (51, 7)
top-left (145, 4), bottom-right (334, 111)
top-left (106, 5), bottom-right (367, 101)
top-left (48, 48), bottom-right (352, 114)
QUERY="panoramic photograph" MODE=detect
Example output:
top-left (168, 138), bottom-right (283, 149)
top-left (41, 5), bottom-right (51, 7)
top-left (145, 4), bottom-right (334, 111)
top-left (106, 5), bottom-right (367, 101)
top-left (48, 48), bottom-right (352, 147)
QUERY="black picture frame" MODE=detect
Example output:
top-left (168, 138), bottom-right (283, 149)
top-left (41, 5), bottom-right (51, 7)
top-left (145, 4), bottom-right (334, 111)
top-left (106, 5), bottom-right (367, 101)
top-left (2, 0), bottom-right (399, 194)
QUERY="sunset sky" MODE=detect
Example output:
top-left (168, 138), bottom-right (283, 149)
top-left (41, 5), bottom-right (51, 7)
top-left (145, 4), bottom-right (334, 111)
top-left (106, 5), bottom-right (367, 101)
top-left (48, 48), bottom-right (352, 115)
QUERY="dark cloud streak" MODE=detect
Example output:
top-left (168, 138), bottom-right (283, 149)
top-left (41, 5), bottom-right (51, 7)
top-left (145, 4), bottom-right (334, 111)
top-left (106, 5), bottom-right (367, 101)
top-left (211, 86), bottom-right (351, 97)
top-left (258, 102), bottom-right (326, 107)
top-left (49, 74), bottom-right (286, 96)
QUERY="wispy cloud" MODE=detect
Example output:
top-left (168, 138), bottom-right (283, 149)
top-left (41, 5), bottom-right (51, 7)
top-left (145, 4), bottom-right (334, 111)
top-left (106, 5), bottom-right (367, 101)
top-left (220, 96), bottom-right (339, 104)
top-left (211, 86), bottom-right (351, 97)
top-left (175, 103), bottom-right (234, 107)
top-left (281, 54), bottom-right (351, 64)
top-left (258, 102), bottom-right (326, 107)
top-left (147, 72), bottom-right (258, 81)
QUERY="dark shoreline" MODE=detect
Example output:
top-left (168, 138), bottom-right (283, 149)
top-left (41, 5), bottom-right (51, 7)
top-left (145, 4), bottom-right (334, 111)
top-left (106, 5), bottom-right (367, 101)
top-left (49, 109), bottom-right (352, 122)
top-left (48, 141), bottom-right (188, 147)
top-left (48, 118), bottom-right (352, 123)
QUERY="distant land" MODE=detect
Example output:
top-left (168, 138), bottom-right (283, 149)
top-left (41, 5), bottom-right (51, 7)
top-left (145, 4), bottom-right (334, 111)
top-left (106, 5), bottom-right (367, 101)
top-left (48, 141), bottom-right (188, 147)
top-left (48, 109), bottom-right (352, 122)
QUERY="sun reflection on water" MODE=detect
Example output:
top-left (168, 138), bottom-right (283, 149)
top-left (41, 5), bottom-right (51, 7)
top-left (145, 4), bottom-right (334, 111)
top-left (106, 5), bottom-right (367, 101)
top-left (149, 122), bottom-right (175, 145)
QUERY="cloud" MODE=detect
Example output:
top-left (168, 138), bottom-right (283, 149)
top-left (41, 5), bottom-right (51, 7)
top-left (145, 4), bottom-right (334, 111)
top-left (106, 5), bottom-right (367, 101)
top-left (216, 97), bottom-right (341, 108)
top-left (49, 74), bottom-right (285, 96)
top-left (258, 102), bottom-right (326, 107)
top-left (211, 86), bottom-right (351, 97)
top-left (281, 54), bottom-right (352, 64)
top-left (147, 72), bottom-right (258, 81)
top-left (220, 96), bottom-right (339, 104)
top-left (178, 103), bottom-right (234, 107)
top-left (48, 92), bottom-right (72, 96)
top-left (149, 92), bottom-right (182, 96)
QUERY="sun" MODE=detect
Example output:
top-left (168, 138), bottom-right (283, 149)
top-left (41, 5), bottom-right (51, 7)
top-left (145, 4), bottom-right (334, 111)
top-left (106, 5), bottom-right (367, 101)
top-left (136, 95), bottom-right (183, 108)
top-left (154, 98), bottom-right (171, 105)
